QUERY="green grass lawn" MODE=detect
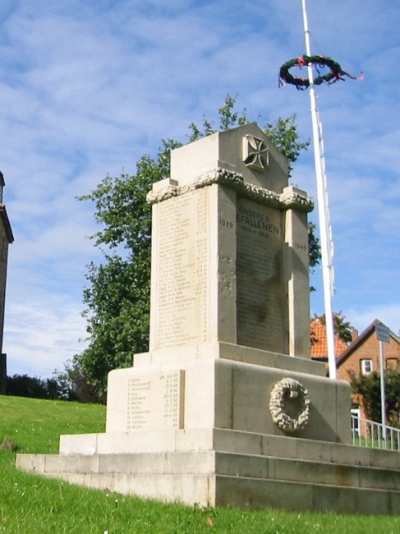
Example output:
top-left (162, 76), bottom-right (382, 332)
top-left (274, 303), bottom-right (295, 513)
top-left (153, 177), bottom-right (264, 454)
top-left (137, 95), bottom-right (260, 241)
top-left (1, 395), bottom-right (400, 533)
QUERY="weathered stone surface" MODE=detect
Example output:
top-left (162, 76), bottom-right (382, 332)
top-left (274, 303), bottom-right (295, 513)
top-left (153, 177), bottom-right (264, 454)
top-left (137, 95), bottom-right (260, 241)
top-left (17, 436), bottom-right (400, 514)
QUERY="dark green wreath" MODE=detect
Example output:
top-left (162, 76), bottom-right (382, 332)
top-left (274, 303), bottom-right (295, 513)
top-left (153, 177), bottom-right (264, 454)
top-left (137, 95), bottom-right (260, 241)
top-left (279, 55), bottom-right (360, 90)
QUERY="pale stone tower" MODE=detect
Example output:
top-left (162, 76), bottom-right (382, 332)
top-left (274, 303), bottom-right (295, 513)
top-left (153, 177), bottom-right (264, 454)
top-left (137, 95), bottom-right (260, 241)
top-left (0, 172), bottom-right (14, 394)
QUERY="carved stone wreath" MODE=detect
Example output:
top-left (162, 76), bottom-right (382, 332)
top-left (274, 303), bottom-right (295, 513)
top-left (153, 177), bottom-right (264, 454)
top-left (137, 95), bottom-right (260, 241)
top-left (269, 378), bottom-right (311, 433)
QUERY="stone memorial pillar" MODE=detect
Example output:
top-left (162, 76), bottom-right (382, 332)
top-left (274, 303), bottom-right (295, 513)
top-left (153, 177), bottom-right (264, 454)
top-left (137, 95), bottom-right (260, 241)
top-left (147, 132), bottom-right (311, 357)
top-left (103, 123), bottom-right (350, 442)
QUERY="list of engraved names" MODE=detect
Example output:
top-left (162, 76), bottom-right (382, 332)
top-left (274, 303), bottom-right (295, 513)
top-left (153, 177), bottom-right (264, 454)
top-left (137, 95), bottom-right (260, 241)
top-left (126, 371), bottom-right (184, 431)
top-left (155, 189), bottom-right (209, 349)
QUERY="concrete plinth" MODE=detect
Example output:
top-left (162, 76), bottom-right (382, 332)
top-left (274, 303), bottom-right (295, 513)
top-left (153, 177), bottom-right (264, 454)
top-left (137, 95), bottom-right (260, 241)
top-left (104, 343), bottom-right (350, 444)
top-left (17, 429), bottom-right (400, 514)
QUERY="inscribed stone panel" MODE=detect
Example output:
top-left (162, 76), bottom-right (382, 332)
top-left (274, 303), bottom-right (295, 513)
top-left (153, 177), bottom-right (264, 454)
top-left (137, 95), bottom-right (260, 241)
top-left (236, 198), bottom-right (284, 351)
top-left (126, 370), bottom-right (185, 431)
top-left (154, 189), bottom-right (209, 349)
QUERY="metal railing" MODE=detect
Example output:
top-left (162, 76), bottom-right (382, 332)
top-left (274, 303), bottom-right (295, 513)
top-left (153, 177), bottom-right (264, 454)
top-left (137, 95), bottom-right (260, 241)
top-left (351, 414), bottom-right (400, 451)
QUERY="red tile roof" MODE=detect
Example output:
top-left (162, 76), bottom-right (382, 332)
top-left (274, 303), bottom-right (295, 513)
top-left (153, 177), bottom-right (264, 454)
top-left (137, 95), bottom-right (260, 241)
top-left (310, 318), bottom-right (348, 359)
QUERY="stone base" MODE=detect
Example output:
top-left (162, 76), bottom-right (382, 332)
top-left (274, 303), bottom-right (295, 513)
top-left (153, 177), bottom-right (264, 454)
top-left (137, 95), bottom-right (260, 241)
top-left (16, 345), bottom-right (400, 514)
top-left (17, 429), bottom-right (400, 514)
top-left (105, 343), bottom-right (351, 444)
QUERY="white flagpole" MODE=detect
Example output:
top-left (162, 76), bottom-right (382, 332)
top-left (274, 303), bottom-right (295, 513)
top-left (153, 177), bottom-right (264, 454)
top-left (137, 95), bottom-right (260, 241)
top-left (301, 0), bottom-right (337, 379)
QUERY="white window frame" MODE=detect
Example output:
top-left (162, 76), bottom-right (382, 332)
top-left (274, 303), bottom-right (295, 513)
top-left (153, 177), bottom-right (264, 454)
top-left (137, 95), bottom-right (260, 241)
top-left (351, 407), bottom-right (361, 438)
top-left (361, 359), bottom-right (373, 375)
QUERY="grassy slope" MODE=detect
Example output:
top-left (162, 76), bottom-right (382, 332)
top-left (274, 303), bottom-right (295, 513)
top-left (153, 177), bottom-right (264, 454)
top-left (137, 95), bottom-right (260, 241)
top-left (0, 396), bottom-right (399, 533)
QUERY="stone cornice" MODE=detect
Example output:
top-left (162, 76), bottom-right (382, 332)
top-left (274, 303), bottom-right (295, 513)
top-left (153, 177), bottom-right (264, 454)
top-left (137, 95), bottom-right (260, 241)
top-left (147, 168), bottom-right (313, 213)
top-left (280, 187), bottom-right (314, 213)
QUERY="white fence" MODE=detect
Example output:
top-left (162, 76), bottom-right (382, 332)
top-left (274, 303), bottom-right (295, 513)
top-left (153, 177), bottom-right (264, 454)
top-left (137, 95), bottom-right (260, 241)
top-left (351, 414), bottom-right (400, 451)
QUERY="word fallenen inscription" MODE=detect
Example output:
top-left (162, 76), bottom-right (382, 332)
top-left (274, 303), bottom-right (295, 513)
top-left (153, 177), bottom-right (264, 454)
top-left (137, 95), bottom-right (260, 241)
top-left (236, 198), bottom-right (284, 351)
top-left (126, 370), bottom-right (185, 431)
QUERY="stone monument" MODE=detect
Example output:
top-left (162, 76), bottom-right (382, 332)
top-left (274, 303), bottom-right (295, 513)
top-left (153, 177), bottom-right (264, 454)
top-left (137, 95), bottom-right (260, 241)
top-left (17, 124), bottom-right (400, 514)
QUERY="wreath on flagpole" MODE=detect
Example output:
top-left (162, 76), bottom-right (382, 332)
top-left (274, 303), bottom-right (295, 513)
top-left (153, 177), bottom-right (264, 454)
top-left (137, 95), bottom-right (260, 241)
top-left (279, 55), bottom-right (363, 90)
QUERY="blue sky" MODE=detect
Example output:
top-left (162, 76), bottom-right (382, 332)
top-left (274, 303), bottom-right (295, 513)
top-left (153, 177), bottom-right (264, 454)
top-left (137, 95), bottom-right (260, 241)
top-left (0, 0), bottom-right (399, 378)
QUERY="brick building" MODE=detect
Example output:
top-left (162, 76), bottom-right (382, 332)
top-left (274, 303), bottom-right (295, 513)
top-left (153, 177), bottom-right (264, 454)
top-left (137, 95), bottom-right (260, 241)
top-left (336, 320), bottom-right (400, 423)
top-left (0, 173), bottom-right (14, 394)
top-left (337, 319), bottom-right (400, 382)
top-left (311, 318), bottom-right (400, 434)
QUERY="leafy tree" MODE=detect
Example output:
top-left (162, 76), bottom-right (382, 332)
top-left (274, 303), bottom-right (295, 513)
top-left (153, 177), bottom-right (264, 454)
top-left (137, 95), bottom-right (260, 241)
top-left (308, 222), bottom-right (321, 291)
top-left (264, 115), bottom-right (311, 177)
top-left (6, 374), bottom-right (61, 400)
top-left (53, 366), bottom-right (105, 403)
top-left (72, 96), bottom-right (315, 396)
top-left (313, 311), bottom-right (354, 344)
top-left (350, 369), bottom-right (400, 426)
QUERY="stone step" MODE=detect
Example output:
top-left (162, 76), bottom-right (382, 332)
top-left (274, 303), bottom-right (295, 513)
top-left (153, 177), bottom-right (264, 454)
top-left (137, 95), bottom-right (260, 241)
top-left (16, 452), bottom-right (400, 514)
top-left (58, 427), bottom-right (400, 473)
top-left (215, 475), bottom-right (400, 514)
top-left (17, 449), bottom-right (400, 492)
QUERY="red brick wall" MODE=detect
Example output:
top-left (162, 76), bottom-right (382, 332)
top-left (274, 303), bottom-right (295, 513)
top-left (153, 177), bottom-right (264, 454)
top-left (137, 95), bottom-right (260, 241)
top-left (338, 331), bottom-right (400, 382)
top-left (338, 330), bottom-right (400, 426)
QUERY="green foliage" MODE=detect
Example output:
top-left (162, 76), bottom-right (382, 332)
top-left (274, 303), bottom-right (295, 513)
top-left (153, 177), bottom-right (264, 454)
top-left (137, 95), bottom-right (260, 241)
top-left (5, 372), bottom-right (102, 404)
top-left (314, 311), bottom-right (354, 344)
top-left (350, 369), bottom-right (400, 425)
top-left (308, 222), bottom-right (321, 292)
top-left (6, 374), bottom-right (62, 401)
top-left (264, 114), bottom-right (311, 176)
top-left (217, 94), bottom-right (249, 130)
top-left (74, 96), bottom-right (315, 396)
top-left (308, 222), bottom-right (321, 270)
top-left (1, 397), bottom-right (400, 532)
top-left (53, 366), bottom-right (105, 404)
top-left (188, 94), bottom-right (248, 141)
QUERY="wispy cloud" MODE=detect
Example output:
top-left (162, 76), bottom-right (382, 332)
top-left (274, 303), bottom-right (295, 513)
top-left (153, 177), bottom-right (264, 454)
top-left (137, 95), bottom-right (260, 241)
top-left (1, 0), bottom-right (399, 377)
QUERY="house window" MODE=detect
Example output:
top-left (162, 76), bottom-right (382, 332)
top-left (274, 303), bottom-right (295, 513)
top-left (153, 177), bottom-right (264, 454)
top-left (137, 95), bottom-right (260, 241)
top-left (386, 358), bottom-right (398, 370)
top-left (361, 359), bottom-right (373, 375)
top-left (351, 407), bottom-right (361, 438)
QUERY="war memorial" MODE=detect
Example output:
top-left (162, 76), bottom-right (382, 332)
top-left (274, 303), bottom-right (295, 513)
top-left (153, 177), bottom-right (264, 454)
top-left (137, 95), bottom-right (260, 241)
top-left (17, 124), bottom-right (400, 514)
